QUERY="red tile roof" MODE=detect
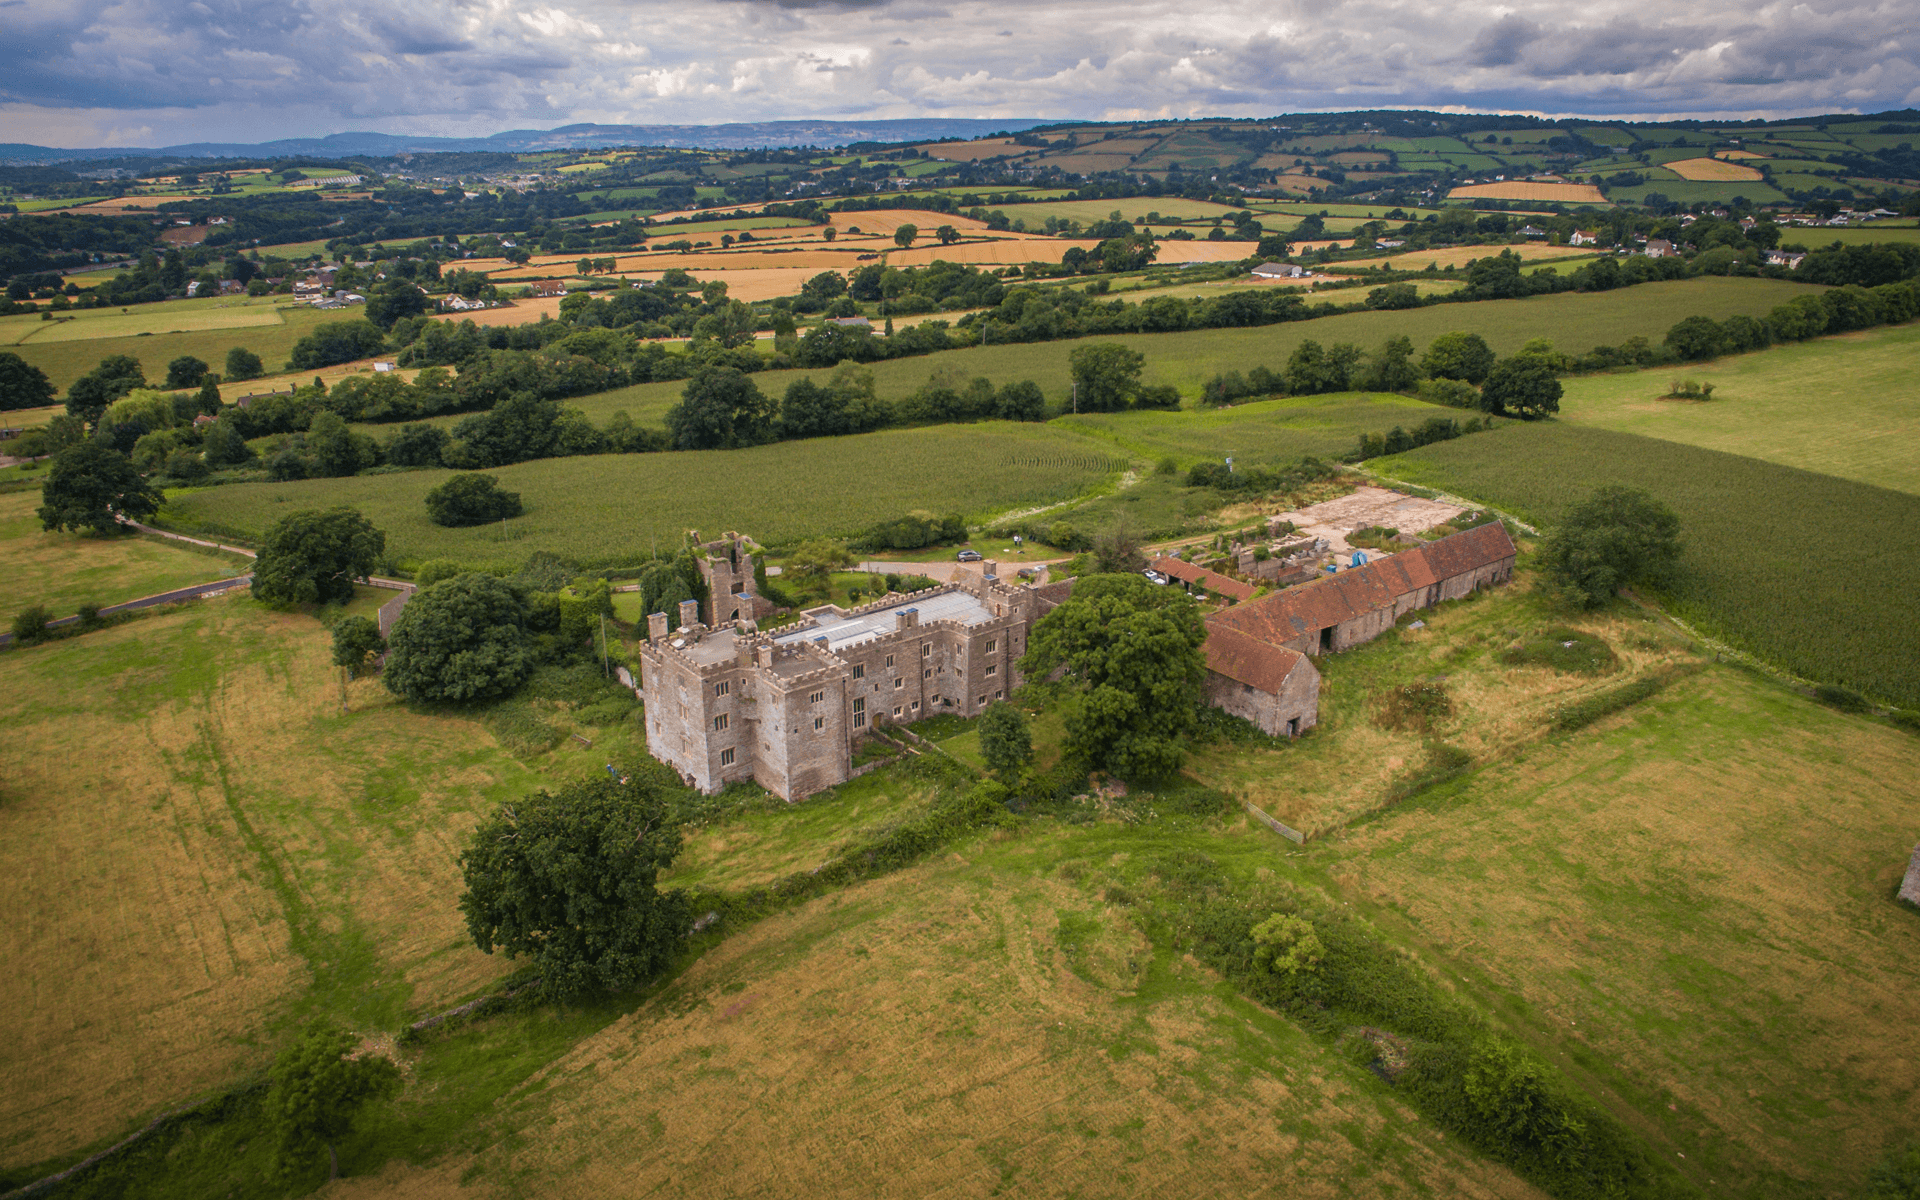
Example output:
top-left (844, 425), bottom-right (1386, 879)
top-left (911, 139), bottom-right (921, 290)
top-left (1210, 523), bottom-right (1515, 644)
top-left (1203, 625), bottom-right (1312, 693)
top-left (1149, 557), bottom-right (1257, 604)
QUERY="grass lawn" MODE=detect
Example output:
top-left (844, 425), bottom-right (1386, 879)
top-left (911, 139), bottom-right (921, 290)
top-left (4, 304), bottom-right (339, 394)
top-left (159, 422), bottom-right (1127, 567)
top-left (0, 594), bottom-right (646, 1172)
top-left (1556, 323), bottom-right (1920, 495)
top-left (0, 489), bottom-right (252, 616)
top-left (1308, 665), bottom-right (1920, 1198)
top-left (1370, 423), bottom-right (1920, 707)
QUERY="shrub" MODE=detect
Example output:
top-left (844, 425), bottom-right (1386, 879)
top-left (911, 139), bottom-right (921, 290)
top-left (424, 472), bottom-right (524, 527)
top-left (1813, 683), bottom-right (1869, 713)
top-left (10, 604), bottom-right (53, 644)
top-left (412, 558), bottom-right (464, 588)
top-left (1500, 628), bottom-right (1617, 674)
top-left (1374, 682), bottom-right (1454, 732)
top-left (76, 603), bottom-right (103, 629)
top-left (1549, 674), bottom-right (1669, 732)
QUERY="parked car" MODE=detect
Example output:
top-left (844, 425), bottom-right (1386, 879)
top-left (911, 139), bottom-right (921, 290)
top-left (1142, 569), bottom-right (1169, 585)
top-left (956, 549), bottom-right (983, 562)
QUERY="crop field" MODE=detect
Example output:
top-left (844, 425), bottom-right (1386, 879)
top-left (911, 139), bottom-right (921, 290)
top-left (1607, 180), bottom-right (1789, 206)
top-left (1318, 666), bottom-right (1920, 1198)
top-left (1365, 243), bottom-right (1596, 271)
top-left (0, 490), bottom-right (250, 616)
top-left (1058, 393), bottom-right (1443, 465)
top-left (377, 853), bottom-right (1542, 1200)
top-left (1557, 323), bottom-right (1920, 494)
top-left (1445, 182), bottom-right (1610, 204)
top-left (5, 304), bottom-right (338, 394)
top-left (161, 423), bottom-right (1127, 565)
top-left (1372, 423), bottom-right (1920, 706)
top-left (0, 304), bottom-right (288, 346)
top-left (1780, 226), bottom-right (1920, 247)
top-left (0, 595), bottom-right (646, 1170)
top-left (1665, 157), bottom-right (1763, 181)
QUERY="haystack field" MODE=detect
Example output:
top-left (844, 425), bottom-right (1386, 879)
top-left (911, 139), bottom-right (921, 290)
top-left (399, 860), bottom-right (1545, 1200)
top-left (1666, 157), bottom-right (1764, 181)
top-left (1446, 182), bottom-right (1609, 203)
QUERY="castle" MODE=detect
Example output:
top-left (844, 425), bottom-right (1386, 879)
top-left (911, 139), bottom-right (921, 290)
top-left (637, 522), bottom-right (1518, 800)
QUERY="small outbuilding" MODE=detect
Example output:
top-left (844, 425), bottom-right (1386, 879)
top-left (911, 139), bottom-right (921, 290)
top-left (1202, 626), bottom-right (1320, 738)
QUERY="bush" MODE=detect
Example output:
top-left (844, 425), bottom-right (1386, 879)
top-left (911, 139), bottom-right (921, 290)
top-left (1549, 674), bottom-right (1671, 732)
top-left (10, 603), bottom-right (53, 644)
top-left (412, 558), bottom-right (464, 588)
top-left (1373, 682), bottom-right (1454, 732)
top-left (424, 472), bottom-right (524, 527)
top-left (76, 602), bottom-right (103, 629)
top-left (383, 574), bottom-right (535, 703)
top-left (1813, 683), bottom-right (1869, 713)
top-left (1500, 628), bottom-right (1617, 674)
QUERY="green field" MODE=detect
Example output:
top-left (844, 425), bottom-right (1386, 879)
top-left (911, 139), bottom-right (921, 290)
top-left (5, 304), bottom-right (338, 394)
top-left (0, 490), bottom-right (251, 616)
top-left (1778, 226), bottom-right (1920, 248)
top-left (484, 277), bottom-right (1826, 431)
top-left (161, 422), bottom-right (1128, 566)
top-left (0, 302), bottom-right (289, 346)
top-left (1557, 323), bottom-right (1920, 494)
top-left (1372, 423), bottom-right (1920, 706)
top-left (1058, 393), bottom-right (1442, 464)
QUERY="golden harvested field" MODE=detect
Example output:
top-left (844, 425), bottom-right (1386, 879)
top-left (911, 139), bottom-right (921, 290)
top-left (0, 597), bottom-right (637, 1169)
top-left (919, 138), bottom-right (1028, 162)
top-left (1446, 182), bottom-right (1609, 204)
top-left (1666, 157), bottom-right (1764, 181)
top-left (1271, 174), bottom-right (1326, 193)
top-left (417, 859), bottom-right (1543, 1200)
top-left (429, 295), bottom-right (569, 326)
top-left (1321, 667), bottom-right (1920, 1198)
top-left (1368, 243), bottom-right (1596, 271)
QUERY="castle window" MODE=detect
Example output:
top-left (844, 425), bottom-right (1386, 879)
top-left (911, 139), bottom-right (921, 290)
top-left (852, 698), bottom-right (865, 714)
top-left (853, 713), bottom-right (867, 728)
top-left (813, 716), bottom-right (824, 731)
top-left (893, 707), bottom-right (902, 718)
top-left (995, 690), bottom-right (1003, 700)
top-left (978, 695), bottom-right (986, 706)
top-left (985, 639), bottom-right (996, 653)
top-left (895, 677), bottom-right (904, 689)
top-left (852, 664), bottom-right (865, 679)
top-left (714, 680), bottom-right (730, 697)
top-left (885, 654), bottom-right (895, 667)
top-left (911, 701), bottom-right (920, 711)
top-left (924, 668), bottom-right (932, 679)
top-left (984, 665), bottom-right (996, 676)
top-left (712, 714), bottom-right (729, 732)
top-left (809, 690), bottom-right (823, 704)
top-left (922, 643), bottom-right (931, 657)
top-left (720, 748), bottom-right (735, 766)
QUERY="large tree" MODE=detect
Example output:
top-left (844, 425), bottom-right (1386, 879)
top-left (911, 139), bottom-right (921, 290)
top-left (0, 351), bottom-right (56, 412)
top-left (1066, 342), bottom-right (1145, 412)
top-left (424, 472), bottom-right (524, 527)
top-left (251, 507), bottom-right (386, 605)
top-left (664, 366), bottom-right (773, 450)
top-left (1540, 486), bottom-right (1682, 608)
top-left (382, 573), bottom-right (534, 702)
top-left (37, 441), bottom-right (161, 534)
top-left (330, 616), bottom-right (385, 678)
top-left (1018, 574), bottom-right (1207, 780)
top-left (163, 356), bottom-right (209, 390)
top-left (458, 773), bottom-right (688, 998)
top-left (977, 701), bottom-right (1032, 782)
top-left (1479, 356), bottom-right (1563, 419)
top-left (1420, 332), bottom-right (1496, 385)
top-left (65, 354), bottom-right (147, 426)
top-left (266, 1023), bottom-right (401, 1181)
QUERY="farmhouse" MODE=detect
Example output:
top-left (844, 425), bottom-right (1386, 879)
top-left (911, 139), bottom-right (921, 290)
top-left (1644, 239), bottom-right (1675, 258)
top-left (1210, 523), bottom-right (1517, 657)
top-left (1569, 230), bottom-right (1601, 246)
top-left (638, 567), bottom-right (1042, 800)
top-left (528, 279), bottom-right (569, 298)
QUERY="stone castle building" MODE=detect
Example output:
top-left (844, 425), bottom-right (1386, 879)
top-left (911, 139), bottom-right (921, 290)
top-left (637, 565), bottom-right (1045, 800)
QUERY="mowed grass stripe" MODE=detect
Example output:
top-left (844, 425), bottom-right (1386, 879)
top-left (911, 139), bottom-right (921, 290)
top-left (1556, 323), bottom-right (1920, 495)
top-left (1372, 423), bottom-right (1920, 706)
top-left (160, 423), bottom-right (1127, 567)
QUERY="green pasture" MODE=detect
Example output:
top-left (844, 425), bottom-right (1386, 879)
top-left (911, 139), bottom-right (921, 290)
top-left (1, 303), bottom-right (289, 346)
top-left (0, 490), bottom-right (251, 616)
top-left (512, 277), bottom-right (1826, 431)
top-left (642, 215), bottom-right (816, 235)
top-left (1557, 323), bottom-right (1920, 495)
top-left (1058, 393), bottom-right (1442, 464)
top-left (250, 239), bottom-right (335, 259)
top-left (6, 304), bottom-right (338, 394)
top-left (1608, 180), bottom-right (1789, 206)
top-left (1372, 422), bottom-right (1920, 706)
top-left (161, 422), bottom-right (1126, 566)
top-left (1777, 225), bottom-right (1920, 248)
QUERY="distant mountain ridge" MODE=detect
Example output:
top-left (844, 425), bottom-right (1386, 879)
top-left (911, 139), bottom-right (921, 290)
top-left (0, 119), bottom-right (1061, 164)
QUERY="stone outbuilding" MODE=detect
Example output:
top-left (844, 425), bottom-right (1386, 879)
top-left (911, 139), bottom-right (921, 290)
top-left (1202, 625), bottom-right (1319, 738)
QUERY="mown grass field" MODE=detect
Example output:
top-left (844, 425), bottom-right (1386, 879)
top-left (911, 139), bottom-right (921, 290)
top-left (1059, 392), bottom-right (1444, 465)
top-left (503, 278), bottom-right (1825, 430)
top-left (0, 301), bottom-right (289, 346)
top-left (1371, 423), bottom-right (1920, 706)
top-left (0, 489), bottom-right (250, 616)
top-left (161, 423), bottom-right (1128, 566)
top-left (5, 303), bottom-right (338, 394)
top-left (1313, 666), bottom-right (1920, 1198)
top-left (1556, 323), bottom-right (1920, 495)
top-left (0, 595), bottom-right (647, 1171)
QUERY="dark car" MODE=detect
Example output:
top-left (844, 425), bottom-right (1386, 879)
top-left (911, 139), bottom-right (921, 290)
top-left (956, 549), bottom-right (983, 562)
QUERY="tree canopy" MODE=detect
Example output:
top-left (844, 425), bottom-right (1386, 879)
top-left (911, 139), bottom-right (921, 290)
top-left (382, 573), bottom-right (535, 702)
top-left (458, 772), bottom-right (688, 999)
top-left (36, 441), bottom-right (160, 534)
top-left (424, 472), bottom-right (525, 527)
top-left (977, 701), bottom-right (1032, 782)
top-left (251, 507), bottom-right (386, 605)
top-left (267, 1022), bottom-right (401, 1181)
top-left (65, 354), bottom-right (146, 426)
top-left (330, 616), bottom-right (385, 678)
top-left (665, 366), bottom-right (773, 450)
top-left (1479, 356), bottom-right (1563, 419)
top-left (0, 351), bottom-right (56, 412)
top-left (1018, 573), bottom-right (1207, 779)
top-left (1420, 332), bottom-right (1496, 385)
top-left (1067, 342), bottom-right (1145, 412)
top-left (1540, 486), bottom-right (1682, 608)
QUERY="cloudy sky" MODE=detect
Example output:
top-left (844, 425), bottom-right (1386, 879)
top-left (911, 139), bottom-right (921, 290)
top-left (2, 0), bottom-right (1917, 147)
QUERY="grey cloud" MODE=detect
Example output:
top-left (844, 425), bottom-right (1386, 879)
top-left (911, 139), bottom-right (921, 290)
top-left (1464, 15), bottom-right (1541, 68)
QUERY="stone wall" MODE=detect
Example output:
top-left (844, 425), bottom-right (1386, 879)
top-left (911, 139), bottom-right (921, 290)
top-left (1204, 659), bottom-right (1320, 737)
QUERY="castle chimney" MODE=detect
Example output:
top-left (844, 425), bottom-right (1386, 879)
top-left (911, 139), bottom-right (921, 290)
top-left (648, 612), bottom-right (669, 642)
top-left (984, 559), bottom-right (998, 578)
top-left (678, 598), bottom-right (700, 630)
top-left (896, 607), bottom-right (918, 631)
top-left (757, 644), bottom-right (774, 668)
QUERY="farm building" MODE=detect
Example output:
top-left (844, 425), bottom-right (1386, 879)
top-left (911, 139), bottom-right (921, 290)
top-left (528, 279), bottom-right (569, 297)
top-left (1210, 523), bottom-right (1517, 657)
top-left (1252, 261), bottom-right (1306, 279)
top-left (1202, 626), bottom-right (1320, 738)
top-left (1148, 556), bottom-right (1256, 604)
